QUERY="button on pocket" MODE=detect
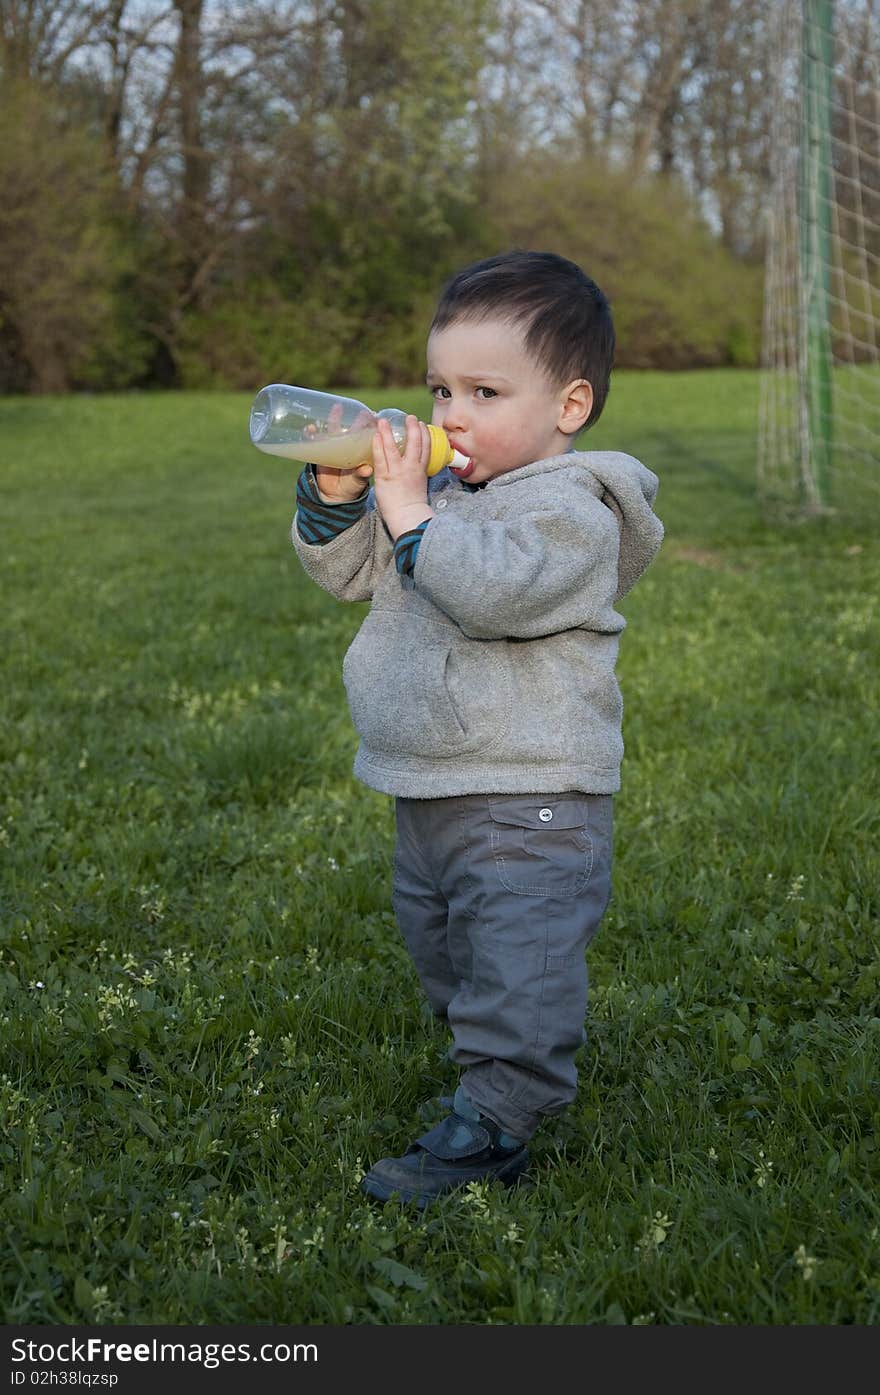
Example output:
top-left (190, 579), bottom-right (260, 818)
top-left (487, 797), bottom-right (593, 897)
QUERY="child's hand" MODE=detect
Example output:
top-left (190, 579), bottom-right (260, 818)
top-left (312, 401), bottom-right (373, 502)
top-left (313, 460), bottom-right (373, 502)
top-left (371, 415), bottom-right (435, 540)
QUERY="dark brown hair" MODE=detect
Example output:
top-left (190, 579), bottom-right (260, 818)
top-left (430, 250), bottom-right (615, 428)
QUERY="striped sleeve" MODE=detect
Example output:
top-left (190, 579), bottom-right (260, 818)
top-left (295, 464), bottom-right (370, 544)
top-left (393, 520), bottom-right (431, 578)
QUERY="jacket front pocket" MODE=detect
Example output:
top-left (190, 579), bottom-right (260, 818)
top-left (342, 611), bottom-right (510, 759)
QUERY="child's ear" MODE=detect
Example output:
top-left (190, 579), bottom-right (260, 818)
top-left (558, 379), bottom-right (593, 435)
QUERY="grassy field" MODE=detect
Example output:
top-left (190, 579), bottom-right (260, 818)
top-left (1, 373), bottom-right (878, 1326)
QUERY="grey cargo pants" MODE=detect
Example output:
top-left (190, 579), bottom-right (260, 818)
top-left (391, 791), bottom-right (613, 1141)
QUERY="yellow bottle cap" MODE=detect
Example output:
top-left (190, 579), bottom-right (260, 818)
top-left (426, 425), bottom-right (454, 476)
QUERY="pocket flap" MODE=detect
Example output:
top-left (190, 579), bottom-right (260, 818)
top-left (487, 796), bottom-right (588, 831)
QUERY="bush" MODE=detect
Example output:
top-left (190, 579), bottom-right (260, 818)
top-left (176, 282), bottom-right (359, 390)
top-left (483, 155), bottom-right (763, 370)
top-left (0, 80), bottom-right (147, 392)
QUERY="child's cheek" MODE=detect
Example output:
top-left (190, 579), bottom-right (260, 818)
top-left (486, 425), bottom-right (522, 467)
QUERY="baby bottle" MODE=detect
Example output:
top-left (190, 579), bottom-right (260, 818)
top-left (249, 384), bottom-right (466, 476)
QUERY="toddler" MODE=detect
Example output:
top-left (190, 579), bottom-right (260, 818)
top-left (291, 250), bottom-right (663, 1205)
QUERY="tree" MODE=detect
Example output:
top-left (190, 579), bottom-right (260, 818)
top-left (175, 0), bottom-right (494, 387)
top-left (0, 0), bottom-right (785, 388)
top-left (0, 79), bottom-right (139, 391)
top-left (0, 0), bottom-right (107, 82)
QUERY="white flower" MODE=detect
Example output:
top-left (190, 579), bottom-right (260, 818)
top-left (794, 1244), bottom-right (818, 1280)
top-left (637, 1211), bottom-right (672, 1253)
top-left (753, 1150), bottom-right (774, 1187)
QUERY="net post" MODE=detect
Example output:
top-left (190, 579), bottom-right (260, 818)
top-left (799, 0), bottom-right (835, 509)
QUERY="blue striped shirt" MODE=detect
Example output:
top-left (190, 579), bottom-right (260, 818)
top-left (295, 464), bottom-right (483, 578)
top-left (294, 464), bottom-right (370, 544)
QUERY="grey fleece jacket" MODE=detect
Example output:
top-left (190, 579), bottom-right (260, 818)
top-left (291, 450), bottom-right (663, 798)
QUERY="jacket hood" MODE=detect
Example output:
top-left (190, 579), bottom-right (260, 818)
top-left (577, 451), bottom-right (663, 599)
top-left (482, 449), bottom-right (663, 601)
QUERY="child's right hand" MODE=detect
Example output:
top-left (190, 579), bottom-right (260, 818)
top-left (313, 461), bottom-right (373, 502)
top-left (311, 399), bottom-right (373, 501)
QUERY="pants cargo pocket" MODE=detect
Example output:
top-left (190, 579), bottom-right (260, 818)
top-left (487, 795), bottom-right (593, 898)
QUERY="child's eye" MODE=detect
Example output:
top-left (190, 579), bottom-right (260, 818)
top-left (429, 385), bottom-right (450, 400)
top-left (475, 386), bottom-right (497, 399)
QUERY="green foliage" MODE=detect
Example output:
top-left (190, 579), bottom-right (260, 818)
top-left (485, 156), bottom-right (764, 369)
top-left (176, 0), bottom-right (491, 389)
top-left (189, 150), bottom-right (765, 392)
top-left (0, 5), bottom-right (774, 391)
top-left (177, 282), bottom-right (359, 390)
top-left (0, 80), bottom-right (149, 392)
top-left (0, 377), bottom-right (877, 1323)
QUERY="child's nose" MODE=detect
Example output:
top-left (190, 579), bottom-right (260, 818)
top-left (439, 395), bottom-right (467, 432)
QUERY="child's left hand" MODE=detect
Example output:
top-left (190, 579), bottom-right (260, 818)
top-left (370, 415), bottom-right (435, 540)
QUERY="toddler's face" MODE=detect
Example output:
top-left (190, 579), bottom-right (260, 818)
top-left (426, 317), bottom-right (590, 485)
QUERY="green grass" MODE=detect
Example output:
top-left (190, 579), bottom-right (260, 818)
top-left (1, 373), bottom-right (878, 1325)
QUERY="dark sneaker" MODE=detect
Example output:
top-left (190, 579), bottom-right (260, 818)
top-left (360, 1107), bottom-right (529, 1208)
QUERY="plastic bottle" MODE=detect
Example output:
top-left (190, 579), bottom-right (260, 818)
top-left (249, 384), bottom-right (467, 476)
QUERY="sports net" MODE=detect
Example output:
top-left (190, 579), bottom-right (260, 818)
top-left (759, 0), bottom-right (879, 516)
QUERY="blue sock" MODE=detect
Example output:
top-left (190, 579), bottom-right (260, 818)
top-left (453, 1085), bottom-right (524, 1150)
